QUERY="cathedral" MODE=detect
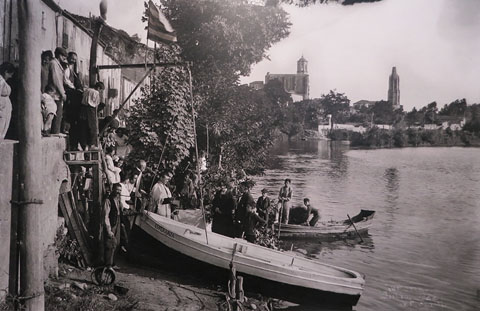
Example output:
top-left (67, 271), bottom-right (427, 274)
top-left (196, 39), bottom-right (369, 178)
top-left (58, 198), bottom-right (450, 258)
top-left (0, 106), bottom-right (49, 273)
top-left (264, 56), bottom-right (310, 100)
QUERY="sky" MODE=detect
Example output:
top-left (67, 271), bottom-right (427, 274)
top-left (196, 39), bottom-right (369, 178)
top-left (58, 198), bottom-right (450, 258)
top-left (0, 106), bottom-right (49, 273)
top-left (59, 0), bottom-right (480, 111)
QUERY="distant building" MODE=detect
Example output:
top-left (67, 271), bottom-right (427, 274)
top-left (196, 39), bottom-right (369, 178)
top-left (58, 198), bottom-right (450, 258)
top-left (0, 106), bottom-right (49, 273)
top-left (265, 56), bottom-right (309, 100)
top-left (353, 100), bottom-right (377, 110)
top-left (388, 67), bottom-right (400, 110)
top-left (435, 116), bottom-right (465, 131)
top-left (249, 81), bottom-right (264, 90)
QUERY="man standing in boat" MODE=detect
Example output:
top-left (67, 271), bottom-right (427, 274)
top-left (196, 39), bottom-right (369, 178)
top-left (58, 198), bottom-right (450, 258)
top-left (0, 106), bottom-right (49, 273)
top-left (278, 179), bottom-right (293, 224)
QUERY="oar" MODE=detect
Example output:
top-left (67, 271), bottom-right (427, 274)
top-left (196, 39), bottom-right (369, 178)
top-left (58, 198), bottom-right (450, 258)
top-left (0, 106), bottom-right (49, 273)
top-left (347, 214), bottom-right (364, 243)
top-left (277, 200), bottom-right (283, 240)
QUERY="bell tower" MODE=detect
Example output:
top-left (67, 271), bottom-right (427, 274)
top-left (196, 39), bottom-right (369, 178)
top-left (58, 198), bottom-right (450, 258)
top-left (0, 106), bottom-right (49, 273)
top-left (388, 66), bottom-right (400, 110)
top-left (297, 55), bottom-right (308, 74)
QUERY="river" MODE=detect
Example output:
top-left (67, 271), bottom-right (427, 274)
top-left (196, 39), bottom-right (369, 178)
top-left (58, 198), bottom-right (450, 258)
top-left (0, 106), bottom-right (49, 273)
top-left (251, 140), bottom-right (480, 311)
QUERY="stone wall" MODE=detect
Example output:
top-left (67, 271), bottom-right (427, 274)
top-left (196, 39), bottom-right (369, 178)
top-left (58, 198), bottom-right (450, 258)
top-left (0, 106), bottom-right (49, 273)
top-left (0, 136), bottom-right (69, 301)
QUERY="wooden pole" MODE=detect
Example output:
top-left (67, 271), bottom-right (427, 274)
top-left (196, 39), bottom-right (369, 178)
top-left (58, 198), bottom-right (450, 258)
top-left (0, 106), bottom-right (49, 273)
top-left (18, 0), bottom-right (45, 309)
top-left (149, 132), bottom-right (171, 191)
top-left (187, 63), bottom-right (209, 245)
top-left (89, 18), bottom-right (104, 87)
top-left (206, 124), bottom-right (209, 159)
top-left (99, 65), bottom-right (155, 135)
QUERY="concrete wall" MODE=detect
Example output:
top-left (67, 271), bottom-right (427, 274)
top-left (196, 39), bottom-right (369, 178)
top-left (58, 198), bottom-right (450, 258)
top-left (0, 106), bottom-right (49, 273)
top-left (0, 137), bottom-right (69, 301)
top-left (0, 140), bottom-right (15, 300)
top-left (40, 137), bottom-right (70, 279)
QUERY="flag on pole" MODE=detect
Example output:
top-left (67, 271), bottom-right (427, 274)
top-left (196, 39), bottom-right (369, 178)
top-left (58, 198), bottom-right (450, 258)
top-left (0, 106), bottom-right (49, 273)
top-left (147, 0), bottom-right (177, 44)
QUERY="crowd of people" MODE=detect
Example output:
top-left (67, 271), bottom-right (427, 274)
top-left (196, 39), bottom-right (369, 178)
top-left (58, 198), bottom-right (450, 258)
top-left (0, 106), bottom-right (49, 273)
top-left (0, 46), bottom-right (130, 154)
top-left (1, 48), bottom-right (321, 269)
top-left (40, 46), bottom-right (109, 152)
top-left (209, 177), bottom-right (321, 244)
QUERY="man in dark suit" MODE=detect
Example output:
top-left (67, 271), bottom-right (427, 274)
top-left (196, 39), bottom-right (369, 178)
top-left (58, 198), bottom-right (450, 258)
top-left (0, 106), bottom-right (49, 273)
top-left (102, 183), bottom-right (122, 266)
top-left (256, 188), bottom-right (271, 223)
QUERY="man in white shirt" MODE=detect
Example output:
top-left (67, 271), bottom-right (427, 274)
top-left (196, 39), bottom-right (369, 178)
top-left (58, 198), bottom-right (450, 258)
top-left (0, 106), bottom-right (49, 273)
top-left (150, 173), bottom-right (173, 218)
top-left (79, 81), bottom-right (104, 150)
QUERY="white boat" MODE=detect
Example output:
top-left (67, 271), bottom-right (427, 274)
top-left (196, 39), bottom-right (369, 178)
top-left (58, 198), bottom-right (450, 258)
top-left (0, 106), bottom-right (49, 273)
top-left (133, 211), bottom-right (365, 307)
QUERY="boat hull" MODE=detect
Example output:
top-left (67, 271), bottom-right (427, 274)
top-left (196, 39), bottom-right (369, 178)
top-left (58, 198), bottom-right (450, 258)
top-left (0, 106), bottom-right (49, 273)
top-left (278, 210), bottom-right (376, 239)
top-left (130, 212), bottom-right (364, 307)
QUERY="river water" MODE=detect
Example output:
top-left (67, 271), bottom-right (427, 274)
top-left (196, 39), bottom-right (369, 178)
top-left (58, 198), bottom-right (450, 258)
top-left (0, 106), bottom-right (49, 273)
top-left (251, 140), bottom-right (480, 311)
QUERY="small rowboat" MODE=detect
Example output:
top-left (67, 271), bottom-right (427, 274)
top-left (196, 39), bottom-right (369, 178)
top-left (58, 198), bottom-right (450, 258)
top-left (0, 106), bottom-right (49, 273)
top-left (277, 209), bottom-right (376, 239)
top-left (134, 211), bottom-right (365, 307)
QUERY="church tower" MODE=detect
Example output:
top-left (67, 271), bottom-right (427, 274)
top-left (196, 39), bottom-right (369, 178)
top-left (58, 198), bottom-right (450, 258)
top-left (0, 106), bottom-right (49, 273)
top-left (265, 55), bottom-right (309, 100)
top-left (297, 56), bottom-right (308, 74)
top-left (388, 66), bottom-right (400, 109)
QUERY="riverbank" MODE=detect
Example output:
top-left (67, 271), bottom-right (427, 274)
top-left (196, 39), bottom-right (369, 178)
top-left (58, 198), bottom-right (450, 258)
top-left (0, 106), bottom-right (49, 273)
top-left (328, 127), bottom-right (480, 148)
top-left (0, 259), bottom-right (280, 311)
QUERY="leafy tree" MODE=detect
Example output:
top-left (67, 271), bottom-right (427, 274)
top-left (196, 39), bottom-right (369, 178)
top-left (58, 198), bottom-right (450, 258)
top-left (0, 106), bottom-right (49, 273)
top-left (205, 83), bottom-right (291, 173)
top-left (279, 101), bottom-right (306, 139)
top-left (405, 107), bottom-right (423, 126)
top-left (392, 129), bottom-right (407, 147)
top-left (319, 90), bottom-right (350, 125)
top-left (370, 100), bottom-right (394, 124)
top-left (406, 128), bottom-right (421, 146)
top-left (422, 101), bottom-right (438, 124)
top-left (469, 104), bottom-right (480, 121)
top-left (158, 0), bottom-right (291, 173)
top-left (439, 98), bottom-right (467, 117)
top-left (162, 0), bottom-right (291, 98)
top-left (127, 66), bottom-right (195, 177)
top-left (301, 98), bottom-right (324, 129)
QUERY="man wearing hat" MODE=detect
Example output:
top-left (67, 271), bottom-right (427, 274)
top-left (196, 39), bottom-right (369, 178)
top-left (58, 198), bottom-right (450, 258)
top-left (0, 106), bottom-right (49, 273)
top-left (256, 188), bottom-right (271, 223)
top-left (47, 47), bottom-right (68, 134)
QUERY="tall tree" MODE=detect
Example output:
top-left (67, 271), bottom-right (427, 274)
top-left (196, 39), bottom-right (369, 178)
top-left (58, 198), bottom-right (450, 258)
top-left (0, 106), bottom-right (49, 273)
top-left (162, 0), bottom-right (291, 98)
top-left (319, 90), bottom-right (350, 125)
top-left (439, 99), bottom-right (467, 117)
top-left (127, 66), bottom-right (195, 176)
top-left (158, 0), bottom-right (291, 172)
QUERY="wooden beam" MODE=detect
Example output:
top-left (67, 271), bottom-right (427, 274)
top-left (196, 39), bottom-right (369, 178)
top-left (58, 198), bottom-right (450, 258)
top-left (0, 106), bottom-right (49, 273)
top-left (97, 62), bottom-right (188, 70)
top-left (58, 192), bottom-right (93, 266)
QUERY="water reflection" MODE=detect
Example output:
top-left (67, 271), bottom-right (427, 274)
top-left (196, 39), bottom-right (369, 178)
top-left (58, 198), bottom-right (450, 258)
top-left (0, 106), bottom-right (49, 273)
top-left (282, 234), bottom-right (375, 258)
top-left (383, 167), bottom-right (399, 206)
top-left (325, 141), bottom-right (349, 181)
top-left (258, 142), bottom-right (480, 310)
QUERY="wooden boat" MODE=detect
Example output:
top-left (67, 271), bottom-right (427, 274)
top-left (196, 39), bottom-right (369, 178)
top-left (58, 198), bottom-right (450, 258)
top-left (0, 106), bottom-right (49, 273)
top-left (134, 211), bottom-right (365, 307)
top-left (277, 209), bottom-right (376, 239)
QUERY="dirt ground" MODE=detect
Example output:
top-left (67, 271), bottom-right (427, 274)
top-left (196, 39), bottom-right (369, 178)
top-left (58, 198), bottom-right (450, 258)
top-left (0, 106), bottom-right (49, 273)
top-left (40, 256), bottom-right (280, 311)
